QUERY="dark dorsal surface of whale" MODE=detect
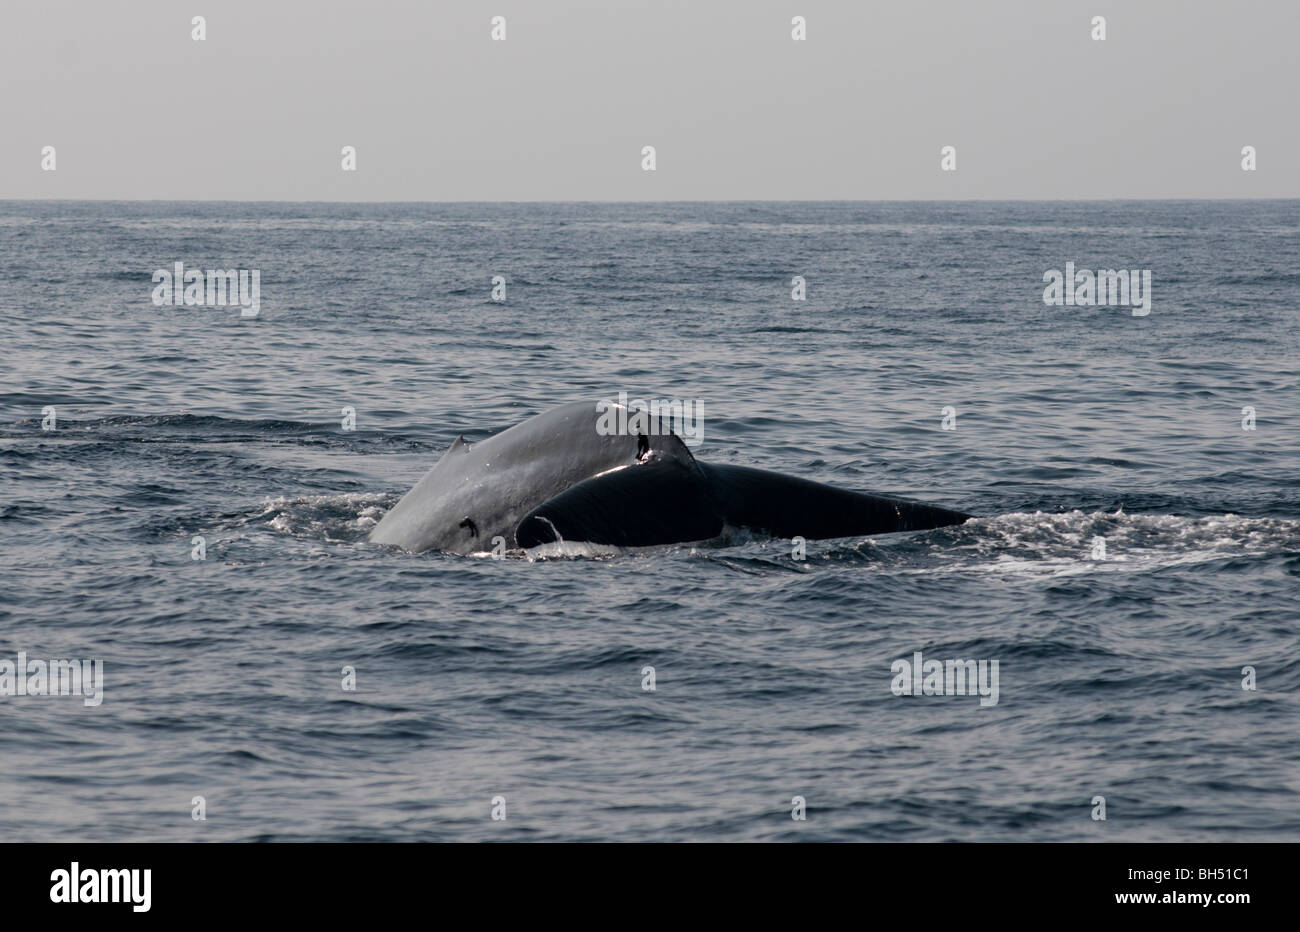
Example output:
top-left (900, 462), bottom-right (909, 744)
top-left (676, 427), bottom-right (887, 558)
top-left (369, 401), bottom-right (971, 555)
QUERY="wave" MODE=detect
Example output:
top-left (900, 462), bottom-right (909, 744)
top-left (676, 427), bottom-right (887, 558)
top-left (259, 500), bottom-right (1299, 572)
top-left (0, 412), bottom-right (429, 450)
top-left (1212, 271), bottom-right (1300, 286)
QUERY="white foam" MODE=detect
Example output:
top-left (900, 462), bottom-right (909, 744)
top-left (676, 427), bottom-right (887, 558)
top-left (921, 510), bottom-right (1299, 581)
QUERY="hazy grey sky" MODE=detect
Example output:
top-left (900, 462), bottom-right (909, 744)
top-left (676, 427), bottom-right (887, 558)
top-left (1, 0), bottom-right (1295, 200)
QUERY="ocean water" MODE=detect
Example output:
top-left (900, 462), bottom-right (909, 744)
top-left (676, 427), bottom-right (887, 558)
top-left (0, 199), bottom-right (1297, 842)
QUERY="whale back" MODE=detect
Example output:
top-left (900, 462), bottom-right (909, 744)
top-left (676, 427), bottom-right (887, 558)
top-left (369, 401), bottom-right (677, 554)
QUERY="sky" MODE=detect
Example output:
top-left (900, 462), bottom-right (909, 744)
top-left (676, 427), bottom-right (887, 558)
top-left (1, 0), bottom-right (1295, 200)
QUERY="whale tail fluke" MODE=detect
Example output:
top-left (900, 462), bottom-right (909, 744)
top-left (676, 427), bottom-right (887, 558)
top-left (517, 443), bottom-right (723, 549)
top-left (517, 454), bottom-right (970, 549)
top-left (700, 464), bottom-right (971, 539)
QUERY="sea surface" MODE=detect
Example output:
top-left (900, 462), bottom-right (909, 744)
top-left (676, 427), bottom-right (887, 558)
top-left (0, 200), bottom-right (1297, 841)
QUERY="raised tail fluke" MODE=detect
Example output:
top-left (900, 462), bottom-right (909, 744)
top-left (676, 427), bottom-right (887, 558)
top-left (516, 454), bottom-right (970, 549)
top-left (699, 463), bottom-right (971, 539)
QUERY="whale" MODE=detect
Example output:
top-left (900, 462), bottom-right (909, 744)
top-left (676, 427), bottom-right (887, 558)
top-left (369, 401), bottom-right (971, 555)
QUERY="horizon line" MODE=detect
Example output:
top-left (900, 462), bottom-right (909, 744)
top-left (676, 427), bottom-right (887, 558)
top-left (2, 196), bottom-right (1297, 205)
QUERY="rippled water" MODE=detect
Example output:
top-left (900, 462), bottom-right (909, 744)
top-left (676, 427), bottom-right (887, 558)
top-left (1, 200), bottom-right (1298, 841)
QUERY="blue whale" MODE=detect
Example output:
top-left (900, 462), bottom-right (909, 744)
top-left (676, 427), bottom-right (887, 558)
top-left (369, 401), bottom-right (971, 555)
